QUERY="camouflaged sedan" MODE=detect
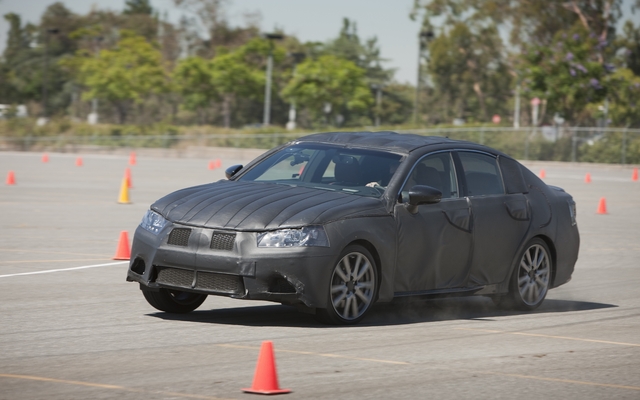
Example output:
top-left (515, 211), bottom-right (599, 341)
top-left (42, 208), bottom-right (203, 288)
top-left (127, 131), bottom-right (579, 325)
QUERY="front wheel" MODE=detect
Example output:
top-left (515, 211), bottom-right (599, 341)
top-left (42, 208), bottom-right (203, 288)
top-left (316, 245), bottom-right (378, 325)
top-left (142, 287), bottom-right (207, 313)
top-left (501, 238), bottom-right (552, 311)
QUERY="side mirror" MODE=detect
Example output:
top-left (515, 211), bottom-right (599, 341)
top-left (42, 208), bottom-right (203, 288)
top-left (225, 164), bottom-right (243, 179)
top-left (403, 185), bottom-right (442, 213)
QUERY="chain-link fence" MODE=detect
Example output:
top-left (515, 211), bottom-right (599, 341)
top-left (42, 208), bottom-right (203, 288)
top-left (1, 127), bottom-right (639, 164)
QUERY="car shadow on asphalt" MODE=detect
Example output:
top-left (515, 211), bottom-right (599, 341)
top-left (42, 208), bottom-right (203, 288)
top-left (147, 297), bottom-right (616, 328)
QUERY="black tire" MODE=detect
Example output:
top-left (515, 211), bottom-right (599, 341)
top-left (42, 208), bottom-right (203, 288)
top-left (142, 287), bottom-right (207, 313)
top-left (500, 238), bottom-right (552, 311)
top-left (315, 245), bottom-right (378, 325)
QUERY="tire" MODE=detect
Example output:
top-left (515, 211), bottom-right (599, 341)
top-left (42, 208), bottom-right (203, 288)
top-left (501, 238), bottom-right (552, 311)
top-left (142, 287), bottom-right (207, 313)
top-left (315, 245), bottom-right (378, 325)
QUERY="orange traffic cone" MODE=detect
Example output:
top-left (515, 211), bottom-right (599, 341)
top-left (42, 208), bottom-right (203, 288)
top-left (584, 173), bottom-right (591, 183)
top-left (118, 177), bottom-right (131, 204)
top-left (216, 159), bottom-right (222, 168)
top-left (113, 231), bottom-right (131, 260)
top-left (6, 170), bottom-right (15, 185)
top-left (633, 168), bottom-right (638, 182)
top-left (597, 197), bottom-right (607, 214)
top-left (539, 169), bottom-right (546, 179)
top-left (124, 167), bottom-right (132, 188)
top-left (129, 151), bottom-right (136, 166)
top-left (76, 157), bottom-right (83, 167)
top-left (242, 341), bottom-right (291, 395)
top-left (208, 160), bottom-right (215, 170)
top-left (42, 153), bottom-right (49, 163)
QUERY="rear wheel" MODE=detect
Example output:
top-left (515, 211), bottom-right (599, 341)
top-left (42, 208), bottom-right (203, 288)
top-left (500, 238), bottom-right (551, 311)
top-left (142, 288), bottom-right (207, 313)
top-left (315, 245), bottom-right (378, 325)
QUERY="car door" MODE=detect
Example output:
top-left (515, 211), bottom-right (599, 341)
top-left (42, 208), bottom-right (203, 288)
top-left (394, 152), bottom-right (473, 293)
top-left (455, 151), bottom-right (531, 287)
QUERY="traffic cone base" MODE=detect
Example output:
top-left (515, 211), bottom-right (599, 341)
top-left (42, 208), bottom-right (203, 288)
top-left (6, 170), bottom-right (16, 185)
top-left (242, 341), bottom-right (291, 395)
top-left (113, 231), bottom-right (131, 260)
top-left (118, 177), bottom-right (131, 204)
top-left (597, 197), bottom-right (607, 214)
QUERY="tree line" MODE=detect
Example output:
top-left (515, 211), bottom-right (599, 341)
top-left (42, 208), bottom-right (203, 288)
top-left (0, 0), bottom-right (639, 130)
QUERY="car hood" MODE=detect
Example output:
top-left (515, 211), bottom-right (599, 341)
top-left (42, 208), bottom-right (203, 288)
top-left (151, 180), bottom-right (389, 231)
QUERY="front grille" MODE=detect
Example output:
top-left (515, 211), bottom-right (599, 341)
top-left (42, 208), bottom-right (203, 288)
top-left (210, 232), bottom-right (236, 251)
top-left (196, 271), bottom-right (243, 294)
top-left (168, 228), bottom-right (191, 246)
top-left (156, 267), bottom-right (194, 288)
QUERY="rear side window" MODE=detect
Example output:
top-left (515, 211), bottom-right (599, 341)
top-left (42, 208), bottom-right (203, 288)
top-left (458, 152), bottom-right (504, 196)
top-left (498, 156), bottom-right (528, 194)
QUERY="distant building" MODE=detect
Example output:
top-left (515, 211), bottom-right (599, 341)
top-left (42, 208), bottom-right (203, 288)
top-left (0, 105), bottom-right (28, 118)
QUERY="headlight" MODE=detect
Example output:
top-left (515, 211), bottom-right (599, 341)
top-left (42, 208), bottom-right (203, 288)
top-left (257, 226), bottom-right (329, 248)
top-left (140, 210), bottom-right (167, 235)
top-left (568, 200), bottom-right (577, 226)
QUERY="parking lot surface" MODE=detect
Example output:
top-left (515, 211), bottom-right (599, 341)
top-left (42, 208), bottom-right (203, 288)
top-left (1, 151), bottom-right (639, 399)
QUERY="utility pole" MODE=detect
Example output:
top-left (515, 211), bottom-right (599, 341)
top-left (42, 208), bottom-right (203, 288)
top-left (412, 30), bottom-right (434, 126)
top-left (262, 33), bottom-right (284, 126)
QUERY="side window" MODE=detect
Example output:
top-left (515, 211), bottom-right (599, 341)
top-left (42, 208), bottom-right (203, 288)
top-left (404, 152), bottom-right (458, 199)
top-left (458, 152), bottom-right (504, 196)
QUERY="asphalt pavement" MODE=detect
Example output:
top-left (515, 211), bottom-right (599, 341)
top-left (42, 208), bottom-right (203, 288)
top-left (0, 150), bottom-right (639, 399)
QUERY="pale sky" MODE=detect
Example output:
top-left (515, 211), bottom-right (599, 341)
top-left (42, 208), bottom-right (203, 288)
top-left (0, 0), bottom-right (637, 84)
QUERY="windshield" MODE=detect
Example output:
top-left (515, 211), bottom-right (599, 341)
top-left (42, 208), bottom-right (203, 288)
top-left (238, 143), bottom-right (404, 198)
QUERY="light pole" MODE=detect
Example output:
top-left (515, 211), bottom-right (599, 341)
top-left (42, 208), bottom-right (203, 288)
top-left (41, 28), bottom-right (59, 123)
top-left (286, 52), bottom-right (305, 130)
top-left (412, 30), bottom-right (434, 126)
top-left (88, 36), bottom-right (103, 125)
top-left (262, 33), bottom-right (284, 126)
top-left (371, 84), bottom-right (383, 127)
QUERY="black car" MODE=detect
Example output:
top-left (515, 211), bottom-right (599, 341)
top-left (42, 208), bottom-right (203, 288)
top-left (127, 131), bottom-right (579, 324)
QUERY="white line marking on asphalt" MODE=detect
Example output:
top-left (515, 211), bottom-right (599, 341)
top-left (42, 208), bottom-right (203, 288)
top-left (0, 261), bottom-right (128, 278)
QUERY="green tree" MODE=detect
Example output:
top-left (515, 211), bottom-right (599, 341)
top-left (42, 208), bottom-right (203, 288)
top-left (281, 55), bottom-right (373, 125)
top-left (521, 25), bottom-right (609, 125)
top-left (210, 51), bottom-right (263, 128)
top-left (424, 22), bottom-right (512, 123)
top-left (601, 68), bottom-right (640, 127)
top-left (65, 31), bottom-right (168, 123)
top-left (124, 0), bottom-right (153, 15)
top-left (173, 56), bottom-right (216, 123)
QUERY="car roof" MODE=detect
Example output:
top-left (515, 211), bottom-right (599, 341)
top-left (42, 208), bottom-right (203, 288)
top-left (295, 131), bottom-right (475, 153)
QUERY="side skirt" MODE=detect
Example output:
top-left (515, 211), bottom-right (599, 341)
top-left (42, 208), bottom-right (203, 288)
top-left (392, 286), bottom-right (484, 301)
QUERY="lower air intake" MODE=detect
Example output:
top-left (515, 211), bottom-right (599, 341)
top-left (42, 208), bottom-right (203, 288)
top-left (156, 267), bottom-right (193, 288)
top-left (196, 272), bottom-right (243, 294)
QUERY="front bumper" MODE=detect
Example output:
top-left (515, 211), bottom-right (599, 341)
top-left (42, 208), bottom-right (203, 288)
top-left (126, 223), bottom-right (335, 309)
